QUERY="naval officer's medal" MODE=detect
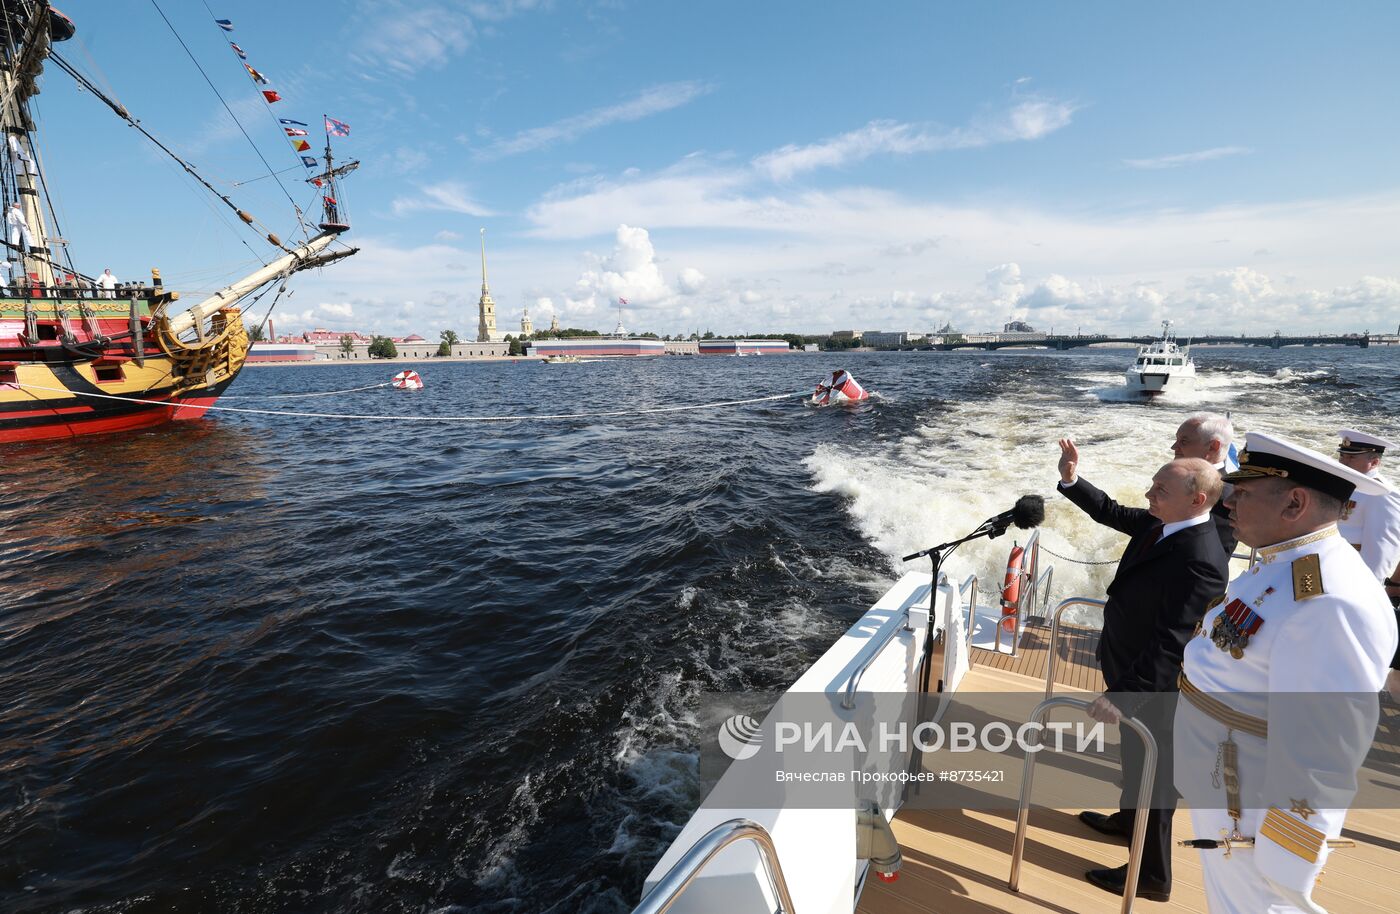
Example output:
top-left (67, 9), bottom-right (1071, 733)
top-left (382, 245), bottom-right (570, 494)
top-left (1211, 592), bottom-right (1269, 659)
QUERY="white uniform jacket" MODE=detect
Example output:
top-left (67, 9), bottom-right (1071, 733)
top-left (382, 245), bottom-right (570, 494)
top-left (1174, 526), bottom-right (1395, 912)
top-left (1337, 470), bottom-right (1400, 581)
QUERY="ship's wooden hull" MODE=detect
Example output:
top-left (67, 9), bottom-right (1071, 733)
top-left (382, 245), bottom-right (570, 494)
top-left (0, 367), bottom-right (234, 442)
top-left (0, 296), bottom-right (248, 443)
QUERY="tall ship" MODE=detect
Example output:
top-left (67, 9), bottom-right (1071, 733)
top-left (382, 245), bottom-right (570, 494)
top-left (0, 2), bottom-right (355, 442)
top-left (1123, 320), bottom-right (1196, 397)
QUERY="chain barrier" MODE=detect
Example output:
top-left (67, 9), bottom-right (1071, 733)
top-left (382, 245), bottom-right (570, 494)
top-left (1038, 544), bottom-right (1119, 566)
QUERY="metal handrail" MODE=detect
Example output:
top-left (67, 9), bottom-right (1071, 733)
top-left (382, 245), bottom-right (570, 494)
top-left (960, 574), bottom-right (979, 667)
top-left (633, 818), bottom-right (798, 914)
top-left (1009, 697), bottom-right (1157, 914)
top-left (841, 603), bottom-right (915, 710)
top-left (1034, 563), bottom-right (1054, 616)
top-left (1044, 597), bottom-right (1107, 698)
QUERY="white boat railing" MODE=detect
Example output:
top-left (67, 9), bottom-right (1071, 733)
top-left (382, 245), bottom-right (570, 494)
top-left (632, 818), bottom-right (798, 914)
top-left (841, 604), bottom-right (916, 710)
top-left (1043, 597), bottom-right (1108, 698)
top-left (1009, 696), bottom-right (1157, 914)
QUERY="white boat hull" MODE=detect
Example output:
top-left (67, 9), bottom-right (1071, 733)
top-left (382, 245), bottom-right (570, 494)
top-left (1123, 367), bottom-right (1196, 396)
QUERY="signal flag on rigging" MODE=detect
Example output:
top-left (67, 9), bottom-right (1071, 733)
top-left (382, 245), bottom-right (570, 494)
top-left (216, 19), bottom-right (234, 32)
top-left (262, 90), bottom-right (282, 104)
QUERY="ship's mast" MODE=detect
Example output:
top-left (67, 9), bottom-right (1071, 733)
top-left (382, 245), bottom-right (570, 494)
top-left (1, 1), bottom-right (58, 287)
top-left (317, 116), bottom-right (348, 231)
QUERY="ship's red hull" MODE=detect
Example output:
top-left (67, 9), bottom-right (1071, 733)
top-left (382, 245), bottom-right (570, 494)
top-left (0, 387), bottom-right (229, 443)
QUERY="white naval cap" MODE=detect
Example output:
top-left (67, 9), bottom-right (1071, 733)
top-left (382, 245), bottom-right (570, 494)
top-left (1225, 431), bottom-right (1387, 499)
top-left (1337, 427), bottom-right (1395, 455)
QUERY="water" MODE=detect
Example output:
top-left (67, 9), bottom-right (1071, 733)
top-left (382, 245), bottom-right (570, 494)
top-left (2, 346), bottom-right (1397, 913)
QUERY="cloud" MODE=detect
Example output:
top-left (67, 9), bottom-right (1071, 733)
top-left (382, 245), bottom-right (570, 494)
top-left (1123, 146), bottom-right (1252, 169)
top-left (569, 224), bottom-right (673, 313)
top-left (752, 96), bottom-right (1077, 181)
top-left (351, 2), bottom-right (476, 76)
top-left (476, 81), bottom-right (711, 159)
top-left (435, 229), bottom-right (464, 241)
top-left (392, 181), bottom-right (495, 216)
top-left (677, 267), bottom-right (706, 294)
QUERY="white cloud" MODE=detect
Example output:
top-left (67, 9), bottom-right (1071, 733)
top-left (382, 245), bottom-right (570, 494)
top-left (569, 224), bottom-right (673, 313)
top-left (677, 267), bottom-right (706, 294)
top-left (392, 181), bottom-right (495, 217)
top-left (435, 229), bottom-right (464, 241)
top-left (352, 3), bottom-right (476, 76)
top-left (476, 81), bottom-right (712, 159)
top-left (1123, 146), bottom-right (1252, 169)
top-left (752, 96), bottom-right (1077, 181)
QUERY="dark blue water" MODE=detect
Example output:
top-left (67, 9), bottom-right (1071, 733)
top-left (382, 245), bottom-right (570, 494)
top-left (2, 347), bottom-right (1397, 912)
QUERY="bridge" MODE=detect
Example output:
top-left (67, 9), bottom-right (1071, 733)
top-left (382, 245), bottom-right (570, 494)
top-left (925, 332), bottom-right (1388, 352)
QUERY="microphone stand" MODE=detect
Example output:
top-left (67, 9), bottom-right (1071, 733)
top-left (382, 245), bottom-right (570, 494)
top-left (904, 518), bottom-right (1011, 697)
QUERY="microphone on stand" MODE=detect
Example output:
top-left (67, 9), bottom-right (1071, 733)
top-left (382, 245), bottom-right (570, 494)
top-left (984, 494), bottom-right (1045, 539)
top-left (901, 494), bottom-right (1045, 561)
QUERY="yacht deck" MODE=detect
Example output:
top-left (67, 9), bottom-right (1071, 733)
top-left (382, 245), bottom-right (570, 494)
top-left (859, 630), bottom-right (1400, 914)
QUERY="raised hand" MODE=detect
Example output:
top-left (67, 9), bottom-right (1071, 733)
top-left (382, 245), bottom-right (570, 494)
top-left (1058, 437), bottom-right (1080, 484)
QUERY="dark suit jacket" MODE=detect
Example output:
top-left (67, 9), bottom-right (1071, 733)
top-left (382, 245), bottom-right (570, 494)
top-left (1059, 477), bottom-right (1230, 695)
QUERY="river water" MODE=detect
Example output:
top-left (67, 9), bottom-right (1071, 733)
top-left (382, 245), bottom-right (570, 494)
top-left (2, 345), bottom-right (1397, 912)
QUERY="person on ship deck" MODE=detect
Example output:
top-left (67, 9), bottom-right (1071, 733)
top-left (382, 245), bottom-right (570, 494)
top-left (1056, 439), bottom-right (1230, 902)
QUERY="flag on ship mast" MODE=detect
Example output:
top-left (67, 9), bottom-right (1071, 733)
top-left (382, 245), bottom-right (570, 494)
top-left (283, 127), bottom-right (308, 137)
top-left (262, 90), bottom-right (282, 103)
top-left (230, 42), bottom-right (247, 59)
top-left (279, 118), bottom-right (308, 126)
top-left (216, 19), bottom-right (234, 32)
top-left (301, 156), bottom-right (318, 167)
top-left (244, 64), bottom-right (268, 85)
top-left (325, 117), bottom-right (351, 137)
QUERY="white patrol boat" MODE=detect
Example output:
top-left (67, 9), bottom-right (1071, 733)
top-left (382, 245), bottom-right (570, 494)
top-left (630, 519), bottom-right (1399, 914)
top-left (1124, 321), bottom-right (1196, 397)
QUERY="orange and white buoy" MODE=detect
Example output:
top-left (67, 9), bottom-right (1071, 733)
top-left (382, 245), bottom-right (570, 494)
top-left (811, 369), bottom-right (870, 405)
top-left (1000, 544), bottom-right (1024, 633)
top-left (392, 370), bottom-right (424, 390)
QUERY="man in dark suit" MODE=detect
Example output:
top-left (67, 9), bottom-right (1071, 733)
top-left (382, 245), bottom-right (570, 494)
top-left (1171, 413), bottom-right (1238, 556)
top-left (1057, 439), bottom-right (1230, 902)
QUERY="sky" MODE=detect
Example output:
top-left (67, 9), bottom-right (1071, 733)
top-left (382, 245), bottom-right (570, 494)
top-left (27, 1), bottom-right (1400, 337)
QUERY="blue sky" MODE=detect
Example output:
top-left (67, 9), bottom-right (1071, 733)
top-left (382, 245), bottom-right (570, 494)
top-left (30, 1), bottom-right (1400, 336)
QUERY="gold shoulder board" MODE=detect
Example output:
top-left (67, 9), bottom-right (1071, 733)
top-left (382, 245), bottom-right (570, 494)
top-left (1292, 554), bottom-right (1325, 600)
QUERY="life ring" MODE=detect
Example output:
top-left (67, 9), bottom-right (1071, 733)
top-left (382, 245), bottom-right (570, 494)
top-left (1000, 545), bottom-right (1024, 633)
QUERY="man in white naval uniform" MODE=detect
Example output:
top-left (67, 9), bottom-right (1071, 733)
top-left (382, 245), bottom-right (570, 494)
top-left (6, 201), bottom-right (34, 253)
top-left (1174, 432), bottom-right (1396, 914)
top-left (1334, 429), bottom-right (1400, 591)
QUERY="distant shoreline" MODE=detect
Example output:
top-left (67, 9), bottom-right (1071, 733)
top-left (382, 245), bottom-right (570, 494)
top-left (244, 355), bottom-right (543, 367)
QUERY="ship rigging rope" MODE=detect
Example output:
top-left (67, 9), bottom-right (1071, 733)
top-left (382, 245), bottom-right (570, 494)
top-left (13, 383), bottom-right (806, 422)
top-left (147, 0), bottom-right (301, 223)
top-left (48, 51), bottom-right (291, 253)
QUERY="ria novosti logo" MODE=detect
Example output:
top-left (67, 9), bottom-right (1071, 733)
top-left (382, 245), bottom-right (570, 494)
top-left (717, 714), bottom-right (763, 760)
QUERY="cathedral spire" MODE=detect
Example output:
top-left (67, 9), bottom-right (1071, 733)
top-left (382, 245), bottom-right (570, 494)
top-left (476, 227), bottom-right (498, 342)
